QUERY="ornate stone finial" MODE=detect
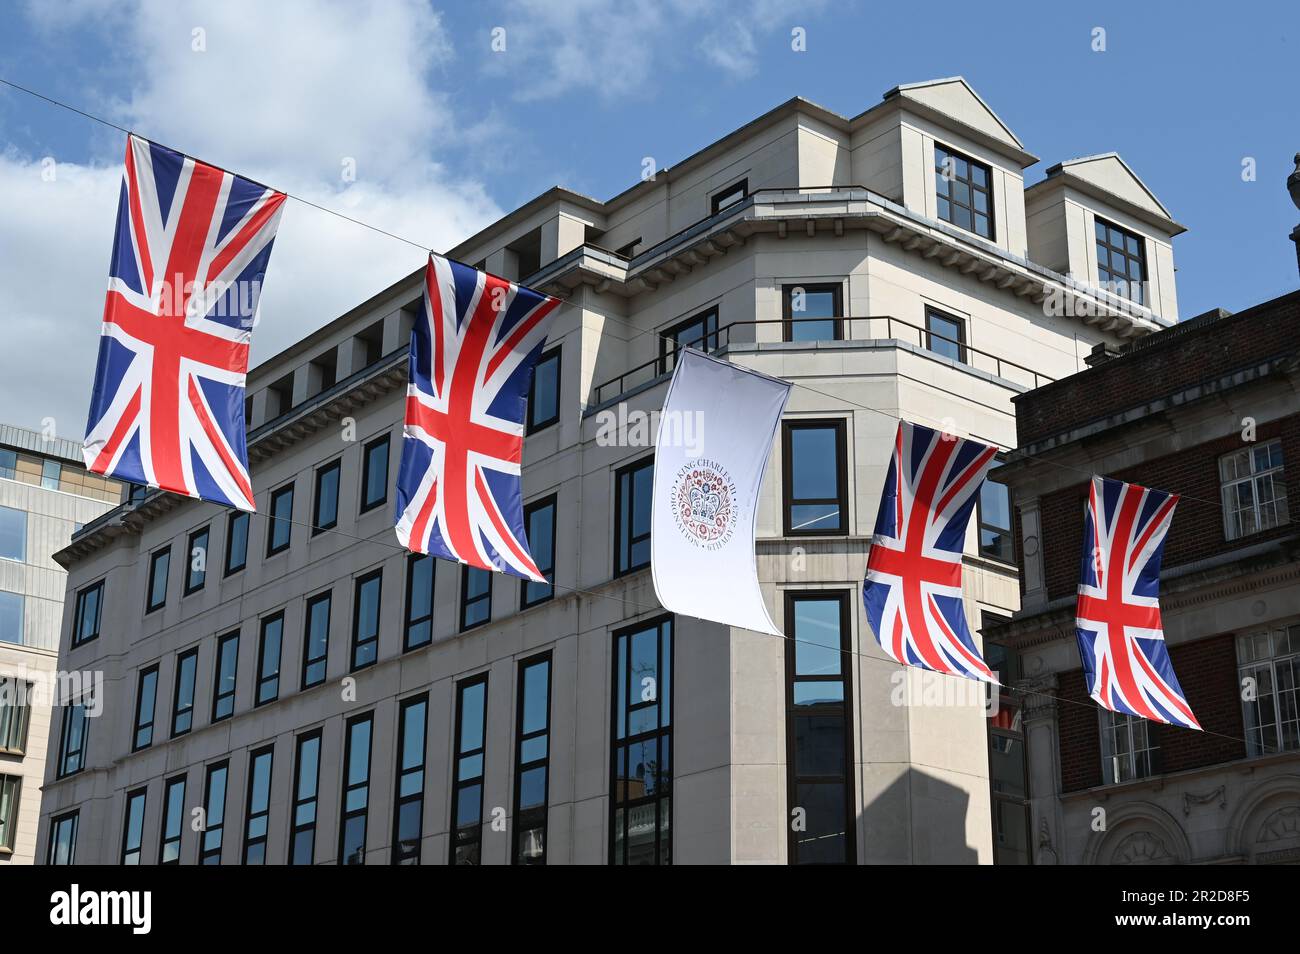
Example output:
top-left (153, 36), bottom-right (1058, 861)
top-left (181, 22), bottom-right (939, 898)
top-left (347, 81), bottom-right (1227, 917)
top-left (1289, 153), bottom-right (1300, 213)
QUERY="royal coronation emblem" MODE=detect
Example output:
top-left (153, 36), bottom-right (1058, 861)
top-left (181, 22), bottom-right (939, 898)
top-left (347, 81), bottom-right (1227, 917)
top-left (670, 459), bottom-right (738, 549)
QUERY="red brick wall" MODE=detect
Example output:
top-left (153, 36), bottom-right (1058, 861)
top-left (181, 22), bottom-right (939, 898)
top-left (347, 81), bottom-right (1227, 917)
top-left (1058, 668), bottom-right (1102, 792)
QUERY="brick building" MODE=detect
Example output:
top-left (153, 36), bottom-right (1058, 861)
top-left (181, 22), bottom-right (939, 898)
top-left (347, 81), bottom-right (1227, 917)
top-left (988, 290), bottom-right (1300, 864)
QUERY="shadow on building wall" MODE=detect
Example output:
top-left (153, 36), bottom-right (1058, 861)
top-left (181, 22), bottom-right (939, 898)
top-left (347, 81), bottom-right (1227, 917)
top-left (860, 766), bottom-right (980, 864)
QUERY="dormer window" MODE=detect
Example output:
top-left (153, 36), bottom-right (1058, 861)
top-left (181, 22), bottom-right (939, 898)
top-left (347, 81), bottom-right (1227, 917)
top-left (1095, 217), bottom-right (1147, 305)
top-left (935, 145), bottom-right (993, 240)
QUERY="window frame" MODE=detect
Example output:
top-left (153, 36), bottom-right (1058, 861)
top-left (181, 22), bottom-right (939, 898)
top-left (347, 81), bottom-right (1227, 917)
top-left (71, 580), bottom-right (104, 647)
top-left (934, 143), bottom-right (995, 240)
top-left (711, 177), bottom-right (748, 215)
top-left (526, 346), bottom-right (562, 434)
top-left (1099, 709), bottom-right (1160, 784)
top-left (224, 510), bottom-right (249, 576)
top-left (242, 745), bottom-right (275, 864)
top-left (183, 526), bottom-right (210, 596)
top-left (350, 569), bottom-right (383, 671)
top-left (613, 455), bottom-right (655, 576)
top-left (171, 647), bottom-right (198, 737)
top-left (449, 673), bottom-right (489, 865)
top-left (512, 651), bottom-right (552, 865)
top-left (312, 458), bottom-right (342, 535)
top-left (338, 711), bottom-right (374, 865)
top-left (120, 786), bottom-right (147, 865)
top-left (403, 554), bottom-right (435, 652)
top-left (211, 630), bottom-right (240, 723)
top-left (56, 699), bottom-right (89, 778)
top-left (924, 307), bottom-right (968, 364)
top-left (47, 810), bottom-right (79, 865)
top-left (0, 504), bottom-right (26, 562)
top-left (1236, 625), bottom-right (1300, 756)
top-left (782, 282), bottom-right (844, 343)
top-left (200, 759), bottom-right (229, 864)
top-left (520, 495), bottom-right (557, 609)
top-left (301, 591), bottom-right (332, 689)
top-left (290, 729), bottom-right (323, 865)
top-left (781, 419), bottom-right (849, 536)
top-left (1220, 439), bottom-right (1288, 542)
top-left (0, 773), bottom-right (20, 854)
top-left (459, 565), bottom-right (492, 632)
top-left (132, 664), bottom-right (159, 752)
top-left (392, 692), bottom-right (428, 865)
top-left (145, 545), bottom-right (171, 614)
top-left (977, 463), bottom-right (1015, 564)
top-left (255, 611), bottom-right (284, 707)
top-left (1094, 216), bottom-right (1148, 305)
top-left (159, 774), bottom-right (186, 864)
top-left (359, 433), bottom-right (391, 514)
top-left (266, 482), bottom-right (295, 557)
top-left (0, 678), bottom-right (32, 755)
top-left (657, 308), bottom-right (718, 375)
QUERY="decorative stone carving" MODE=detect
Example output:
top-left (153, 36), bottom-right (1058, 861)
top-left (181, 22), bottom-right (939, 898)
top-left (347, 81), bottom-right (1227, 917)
top-left (1182, 785), bottom-right (1227, 816)
top-left (1254, 805), bottom-right (1300, 864)
top-left (1112, 830), bottom-right (1174, 865)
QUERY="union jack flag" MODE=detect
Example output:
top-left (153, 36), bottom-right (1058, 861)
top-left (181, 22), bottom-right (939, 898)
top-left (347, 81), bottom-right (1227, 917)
top-left (83, 134), bottom-right (285, 510)
top-left (863, 421), bottom-right (999, 682)
top-left (1076, 476), bottom-right (1200, 729)
top-left (395, 254), bottom-right (560, 581)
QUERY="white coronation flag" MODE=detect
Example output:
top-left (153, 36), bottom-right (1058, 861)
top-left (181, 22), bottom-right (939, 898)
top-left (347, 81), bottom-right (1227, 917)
top-left (651, 348), bottom-right (791, 636)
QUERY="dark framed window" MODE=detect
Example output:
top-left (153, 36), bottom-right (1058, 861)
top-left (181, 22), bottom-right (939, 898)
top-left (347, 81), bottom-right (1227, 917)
top-left (1095, 217), bottom-right (1147, 305)
top-left (351, 570), bottom-right (382, 670)
top-left (159, 775), bottom-right (185, 864)
top-left (711, 178), bottom-right (747, 215)
top-left (513, 653), bottom-right (552, 865)
top-left (925, 307), bottom-right (967, 363)
top-left (339, 712), bottom-right (374, 865)
top-left (132, 664), bottom-right (159, 751)
top-left (313, 459), bottom-right (341, 534)
top-left (360, 434), bottom-right (390, 513)
top-left (978, 466), bottom-right (1014, 563)
top-left (460, 566), bottom-right (492, 632)
top-left (403, 554), bottom-right (434, 651)
top-left (0, 774), bottom-right (17, 853)
top-left (56, 700), bottom-right (89, 777)
top-left (200, 760), bottom-right (229, 864)
top-left (983, 622), bottom-right (1030, 865)
top-left (146, 546), bottom-right (170, 613)
top-left (266, 483), bottom-right (294, 557)
top-left (783, 283), bottom-right (843, 342)
top-left (72, 580), bottom-right (104, 647)
top-left (183, 526), bottom-right (209, 595)
top-left (785, 592), bottom-right (855, 864)
top-left (171, 648), bottom-right (198, 736)
top-left (302, 591), bottom-right (332, 689)
top-left (935, 144), bottom-right (993, 239)
top-left (392, 693), bottom-right (428, 865)
top-left (782, 420), bottom-right (848, 535)
top-left (121, 787), bottom-right (147, 865)
top-left (450, 674), bottom-right (488, 864)
top-left (611, 616), bottom-right (673, 865)
top-left (256, 612), bottom-right (283, 706)
top-left (212, 630), bottom-right (239, 722)
top-left (521, 496), bottom-right (556, 608)
top-left (527, 347), bottom-right (561, 433)
top-left (47, 810), bottom-right (79, 865)
top-left (243, 746), bottom-right (274, 864)
top-left (614, 456), bottom-right (654, 575)
top-left (0, 677), bottom-right (32, 754)
top-left (224, 510), bottom-right (249, 575)
top-left (657, 308), bottom-right (718, 374)
top-left (291, 730), bottom-right (322, 865)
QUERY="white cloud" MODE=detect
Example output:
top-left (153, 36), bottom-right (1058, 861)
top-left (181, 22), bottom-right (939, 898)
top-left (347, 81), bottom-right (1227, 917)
top-left (0, 0), bottom-right (501, 434)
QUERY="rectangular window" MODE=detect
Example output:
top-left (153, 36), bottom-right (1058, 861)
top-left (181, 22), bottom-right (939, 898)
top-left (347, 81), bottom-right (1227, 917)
top-left (121, 787), bottom-right (147, 865)
top-left (313, 459), bottom-right (341, 533)
top-left (243, 746), bottom-right (274, 864)
top-left (146, 546), bottom-right (170, 613)
top-left (924, 307), bottom-right (967, 364)
top-left (171, 648), bottom-right (198, 736)
top-left (267, 482), bottom-right (294, 556)
top-left (785, 593), bottom-right (855, 864)
top-left (611, 617), bottom-right (673, 865)
top-left (360, 434), bottom-right (390, 513)
top-left (224, 510), bottom-right (249, 575)
top-left (72, 581), bottom-right (103, 646)
top-left (339, 712), bottom-right (373, 865)
top-left (0, 678), bottom-right (32, 754)
top-left (212, 630), bottom-right (239, 722)
top-left (291, 730), bottom-right (322, 865)
top-left (615, 456), bottom-right (654, 575)
top-left (0, 591), bottom-right (21, 646)
top-left (984, 627), bottom-right (1030, 865)
top-left (351, 570), bottom-right (382, 669)
top-left (403, 554), bottom-right (434, 651)
top-left (159, 775), bottom-right (185, 864)
top-left (1237, 626), bottom-right (1300, 756)
top-left (256, 612), bottom-right (283, 706)
top-left (201, 761), bottom-right (229, 864)
top-left (460, 566), bottom-right (492, 631)
top-left (711, 178), bottom-right (747, 215)
top-left (658, 308), bottom-right (718, 374)
top-left (1095, 217), bottom-right (1147, 305)
top-left (57, 700), bottom-right (89, 777)
top-left (0, 505), bottom-right (26, 561)
top-left (392, 693), bottom-right (428, 864)
top-left (935, 144), bottom-right (993, 239)
top-left (184, 526), bottom-right (209, 595)
top-left (521, 496), bottom-right (556, 608)
top-left (527, 347), bottom-right (561, 433)
top-left (978, 465), bottom-right (1014, 563)
top-left (47, 810), bottom-right (78, 865)
top-left (1220, 439), bottom-right (1288, 541)
top-left (41, 459), bottom-right (62, 490)
top-left (513, 653), bottom-right (551, 865)
top-left (782, 420), bottom-right (848, 535)
top-left (1100, 710), bottom-right (1159, 784)
top-left (450, 674), bottom-right (488, 864)
top-left (0, 774), bottom-right (19, 853)
top-left (132, 664), bottom-right (159, 751)
top-left (302, 591), bottom-right (332, 688)
top-left (783, 283), bottom-right (843, 342)
top-left (0, 449), bottom-right (15, 480)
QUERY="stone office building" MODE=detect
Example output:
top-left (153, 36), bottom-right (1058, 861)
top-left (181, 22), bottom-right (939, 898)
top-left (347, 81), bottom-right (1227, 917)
top-left (38, 78), bottom-right (1182, 864)
top-left (989, 291), bottom-right (1300, 865)
top-left (0, 425), bottom-right (124, 864)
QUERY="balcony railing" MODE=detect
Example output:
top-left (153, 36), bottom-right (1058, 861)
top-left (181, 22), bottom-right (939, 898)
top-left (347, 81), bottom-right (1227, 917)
top-left (590, 314), bottom-right (1055, 406)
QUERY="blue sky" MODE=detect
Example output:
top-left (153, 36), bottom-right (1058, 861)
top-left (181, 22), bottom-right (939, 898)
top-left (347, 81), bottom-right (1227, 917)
top-left (1, 0), bottom-right (1297, 430)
